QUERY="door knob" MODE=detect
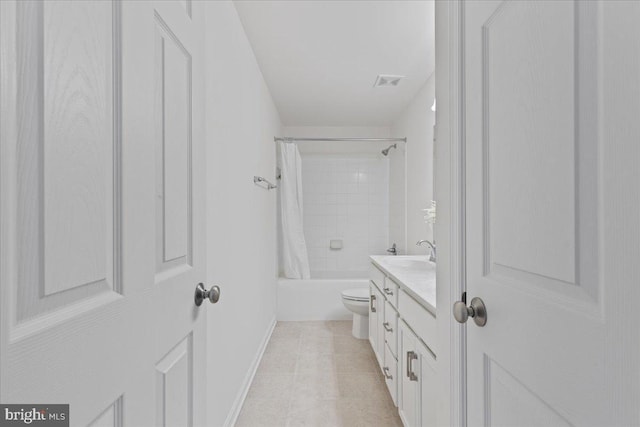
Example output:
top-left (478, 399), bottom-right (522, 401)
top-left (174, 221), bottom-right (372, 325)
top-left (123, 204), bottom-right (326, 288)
top-left (453, 296), bottom-right (487, 326)
top-left (194, 283), bottom-right (221, 306)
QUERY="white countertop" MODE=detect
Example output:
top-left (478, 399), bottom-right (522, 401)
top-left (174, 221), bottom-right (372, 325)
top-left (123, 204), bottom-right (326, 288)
top-left (370, 255), bottom-right (436, 315)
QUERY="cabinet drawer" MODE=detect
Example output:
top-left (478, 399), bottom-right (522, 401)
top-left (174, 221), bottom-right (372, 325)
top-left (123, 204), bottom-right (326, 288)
top-left (383, 343), bottom-right (398, 406)
top-left (383, 300), bottom-right (398, 358)
top-left (382, 276), bottom-right (399, 309)
top-left (399, 290), bottom-right (437, 355)
top-left (369, 263), bottom-right (386, 290)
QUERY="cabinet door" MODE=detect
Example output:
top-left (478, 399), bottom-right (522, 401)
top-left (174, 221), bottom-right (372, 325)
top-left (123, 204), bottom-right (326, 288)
top-left (384, 300), bottom-right (398, 358)
top-left (418, 340), bottom-right (437, 427)
top-left (369, 283), bottom-right (384, 367)
top-left (376, 288), bottom-right (386, 366)
top-left (399, 321), bottom-right (419, 427)
top-left (383, 343), bottom-right (398, 406)
top-left (369, 282), bottom-right (378, 357)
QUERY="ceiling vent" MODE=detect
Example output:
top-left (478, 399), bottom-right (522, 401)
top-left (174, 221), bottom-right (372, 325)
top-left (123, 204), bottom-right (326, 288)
top-left (373, 74), bottom-right (405, 88)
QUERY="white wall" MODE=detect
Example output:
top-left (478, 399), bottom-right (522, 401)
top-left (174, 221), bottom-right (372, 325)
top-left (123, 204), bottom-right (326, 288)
top-left (204, 2), bottom-right (282, 426)
top-left (391, 74), bottom-right (436, 254)
top-left (388, 139), bottom-right (407, 254)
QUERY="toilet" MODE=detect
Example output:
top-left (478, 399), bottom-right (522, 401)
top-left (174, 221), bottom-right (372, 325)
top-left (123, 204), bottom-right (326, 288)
top-left (341, 288), bottom-right (370, 339)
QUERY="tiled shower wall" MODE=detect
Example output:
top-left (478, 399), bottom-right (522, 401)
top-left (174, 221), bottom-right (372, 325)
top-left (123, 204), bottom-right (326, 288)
top-left (302, 154), bottom-right (389, 275)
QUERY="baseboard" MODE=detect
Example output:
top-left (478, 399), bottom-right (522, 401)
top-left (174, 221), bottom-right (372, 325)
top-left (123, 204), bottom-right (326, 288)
top-left (223, 316), bottom-right (277, 427)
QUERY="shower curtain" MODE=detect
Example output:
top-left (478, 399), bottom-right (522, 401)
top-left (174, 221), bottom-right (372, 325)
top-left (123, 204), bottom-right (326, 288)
top-left (279, 141), bottom-right (311, 279)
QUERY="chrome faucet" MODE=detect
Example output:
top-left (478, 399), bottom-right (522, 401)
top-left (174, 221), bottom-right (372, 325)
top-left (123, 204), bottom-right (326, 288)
top-left (416, 240), bottom-right (436, 262)
top-left (387, 243), bottom-right (397, 256)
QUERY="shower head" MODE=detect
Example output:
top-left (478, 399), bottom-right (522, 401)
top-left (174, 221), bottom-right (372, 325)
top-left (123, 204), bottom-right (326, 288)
top-left (381, 143), bottom-right (397, 156)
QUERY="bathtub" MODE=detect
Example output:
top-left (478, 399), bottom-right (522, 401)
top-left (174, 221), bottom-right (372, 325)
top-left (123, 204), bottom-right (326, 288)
top-left (277, 271), bottom-right (370, 321)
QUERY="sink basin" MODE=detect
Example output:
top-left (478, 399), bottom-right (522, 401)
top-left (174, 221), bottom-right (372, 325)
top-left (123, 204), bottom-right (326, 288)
top-left (382, 256), bottom-right (434, 271)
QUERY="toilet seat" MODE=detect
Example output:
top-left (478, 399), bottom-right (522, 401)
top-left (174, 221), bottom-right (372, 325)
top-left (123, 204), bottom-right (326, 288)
top-left (341, 288), bottom-right (369, 302)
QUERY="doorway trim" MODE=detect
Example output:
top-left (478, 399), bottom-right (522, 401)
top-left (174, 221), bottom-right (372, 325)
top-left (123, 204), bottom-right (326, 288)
top-left (434, 0), bottom-right (466, 425)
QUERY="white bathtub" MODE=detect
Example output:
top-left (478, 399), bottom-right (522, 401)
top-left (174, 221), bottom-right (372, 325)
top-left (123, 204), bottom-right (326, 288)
top-left (277, 271), bottom-right (369, 321)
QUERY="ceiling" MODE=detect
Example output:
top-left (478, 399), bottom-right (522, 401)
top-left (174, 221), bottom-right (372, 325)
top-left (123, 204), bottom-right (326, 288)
top-left (233, 1), bottom-right (435, 126)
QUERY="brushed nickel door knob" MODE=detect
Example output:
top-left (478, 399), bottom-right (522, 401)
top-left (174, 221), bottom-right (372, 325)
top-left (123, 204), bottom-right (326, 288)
top-left (453, 297), bottom-right (487, 327)
top-left (194, 283), bottom-right (221, 306)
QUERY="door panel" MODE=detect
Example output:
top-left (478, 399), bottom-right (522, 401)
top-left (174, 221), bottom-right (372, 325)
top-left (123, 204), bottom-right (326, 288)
top-left (480, 0), bottom-right (600, 305)
top-left (484, 0), bottom-right (576, 286)
top-left (0, 1), bottom-right (207, 425)
top-left (89, 398), bottom-right (123, 427)
top-left (464, 1), bottom-right (640, 425)
top-left (42, 0), bottom-right (115, 296)
top-left (486, 358), bottom-right (570, 427)
top-left (11, 0), bottom-right (122, 333)
top-left (155, 336), bottom-right (193, 427)
top-left (155, 11), bottom-right (193, 272)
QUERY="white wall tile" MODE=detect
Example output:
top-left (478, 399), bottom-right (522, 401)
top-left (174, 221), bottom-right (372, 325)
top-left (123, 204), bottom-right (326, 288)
top-left (301, 154), bottom-right (389, 274)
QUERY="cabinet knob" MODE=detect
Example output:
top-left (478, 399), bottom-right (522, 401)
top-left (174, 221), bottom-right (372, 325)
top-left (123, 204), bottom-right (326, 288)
top-left (383, 366), bottom-right (393, 380)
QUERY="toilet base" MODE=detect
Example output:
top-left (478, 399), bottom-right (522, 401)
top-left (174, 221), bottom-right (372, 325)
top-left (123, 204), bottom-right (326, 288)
top-left (352, 313), bottom-right (369, 339)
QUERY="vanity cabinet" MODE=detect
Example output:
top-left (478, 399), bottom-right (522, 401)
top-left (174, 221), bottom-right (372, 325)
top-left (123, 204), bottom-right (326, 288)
top-left (369, 261), bottom-right (437, 427)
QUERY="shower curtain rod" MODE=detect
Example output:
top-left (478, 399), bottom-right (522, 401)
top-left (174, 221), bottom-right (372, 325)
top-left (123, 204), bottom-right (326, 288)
top-left (274, 137), bottom-right (407, 143)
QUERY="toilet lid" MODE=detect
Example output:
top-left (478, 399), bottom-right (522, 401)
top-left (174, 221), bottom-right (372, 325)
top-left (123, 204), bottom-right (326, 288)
top-left (341, 288), bottom-right (369, 302)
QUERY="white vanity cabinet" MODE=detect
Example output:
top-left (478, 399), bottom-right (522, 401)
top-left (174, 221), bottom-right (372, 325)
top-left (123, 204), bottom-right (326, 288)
top-left (369, 259), bottom-right (437, 427)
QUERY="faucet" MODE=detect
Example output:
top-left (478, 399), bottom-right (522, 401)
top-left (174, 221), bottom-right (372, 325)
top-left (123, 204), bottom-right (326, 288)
top-left (387, 243), bottom-right (397, 256)
top-left (416, 240), bottom-right (436, 262)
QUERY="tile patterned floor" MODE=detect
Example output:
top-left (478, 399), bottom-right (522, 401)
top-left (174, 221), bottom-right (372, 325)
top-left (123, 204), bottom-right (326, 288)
top-left (236, 321), bottom-right (403, 427)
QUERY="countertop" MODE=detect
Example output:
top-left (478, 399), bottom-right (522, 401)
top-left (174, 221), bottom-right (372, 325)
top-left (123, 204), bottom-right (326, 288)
top-left (370, 255), bottom-right (436, 315)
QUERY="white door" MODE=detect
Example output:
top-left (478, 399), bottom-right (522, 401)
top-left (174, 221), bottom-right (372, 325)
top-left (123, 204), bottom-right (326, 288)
top-left (0, 1), bottom-right (208, 426)
top-left (464, 1), bottom-right (640, 425)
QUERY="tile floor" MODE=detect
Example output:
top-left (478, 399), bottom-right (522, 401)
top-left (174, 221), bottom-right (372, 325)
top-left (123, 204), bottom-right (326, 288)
top-left (236, 320), bottom-right (403, 427)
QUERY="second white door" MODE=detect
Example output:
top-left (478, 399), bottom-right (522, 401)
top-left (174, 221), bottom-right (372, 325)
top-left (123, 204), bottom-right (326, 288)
top-left (464, 1), bottom-right (640, 425)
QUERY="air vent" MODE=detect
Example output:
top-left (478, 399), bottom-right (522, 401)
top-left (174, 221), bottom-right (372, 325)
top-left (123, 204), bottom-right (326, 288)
top-left (373, 74), bottom-right (405, 87)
